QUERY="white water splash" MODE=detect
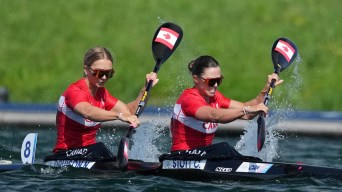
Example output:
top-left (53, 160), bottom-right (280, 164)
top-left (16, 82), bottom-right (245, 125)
top-left (129, 109), bottom-right (170, 162)
top-left (234, 118), bottom-right (280, 162)
top-left (235, 54), bottom-right (303, 162)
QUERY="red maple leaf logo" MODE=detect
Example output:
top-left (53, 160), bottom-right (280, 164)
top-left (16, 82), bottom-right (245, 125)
top-left (282, 45), bottom-right (288, 52)
top-left (163, 33), bottom-right (171, 39)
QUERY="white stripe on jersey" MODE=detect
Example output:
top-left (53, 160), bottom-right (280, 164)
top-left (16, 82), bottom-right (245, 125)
top-left (173, 104), bottom-right (218, 134)
top-left (58, 96), bottom-right (100, 127)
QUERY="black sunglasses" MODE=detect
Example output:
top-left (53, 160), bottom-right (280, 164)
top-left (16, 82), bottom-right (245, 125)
top-left (200, 75), bottom-right (224, 87)
top-left (88, 67), bottom-right (114, 78)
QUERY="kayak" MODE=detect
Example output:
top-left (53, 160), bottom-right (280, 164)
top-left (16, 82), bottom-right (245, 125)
top-left (0, 133), bottom-right (38, 173)
top-left (0, 160), bottom-right (26, 172)
top-left (42, 142), bottom-right (342, 181)
top-left (2, 133), bottom-right (342, 181)
top-left (149, 158), bottom-right (342, 181)
top-left (41, 155), bottom-right (342, 181)
top-left (2, 156), bottom-right (342, 182)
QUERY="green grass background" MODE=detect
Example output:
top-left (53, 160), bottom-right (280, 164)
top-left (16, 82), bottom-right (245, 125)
top-left (1, 0), bottom-right (341, 111)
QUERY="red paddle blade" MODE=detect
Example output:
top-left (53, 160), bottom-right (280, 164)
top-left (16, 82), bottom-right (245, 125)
top-left (152, 22), bottom-right (183, 64)
top-left (117, 137), bottom-right (129, 171)
top-left (271, 37), bottom-right (298, 72)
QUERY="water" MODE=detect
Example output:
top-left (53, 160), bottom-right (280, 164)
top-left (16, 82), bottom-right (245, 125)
top-left (1, 124), bottom-right (342, 192)
top-left (1, 55), bottom-right (341, 191)
top-left (236, 54), bottom-right (305, 162)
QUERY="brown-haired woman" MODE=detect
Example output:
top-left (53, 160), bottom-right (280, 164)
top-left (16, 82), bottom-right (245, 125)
top-left (169, 55), bottom-right (282, 155)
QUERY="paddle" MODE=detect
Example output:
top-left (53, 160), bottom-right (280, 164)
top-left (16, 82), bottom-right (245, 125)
top-left (257, 37), bottom-right (298, 152)
top-left (117, 22), bottom-right (183, 171)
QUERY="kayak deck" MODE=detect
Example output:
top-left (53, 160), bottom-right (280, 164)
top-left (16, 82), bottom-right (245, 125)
top-left (2, 158), bottom-right (342, 181)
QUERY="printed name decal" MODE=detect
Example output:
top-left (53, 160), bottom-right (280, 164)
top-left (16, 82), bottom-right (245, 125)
top-left (215, 167), bottom-right (233, 173)
top-left (236, 162), bottom-right (273, 173)
top-left (45, 160), bottom-right (95, 169)
top-left (66, 148), bottom-right (88, 156)
top-left (185, 149), bottom-right (207, 156)
top-left (162, 160), bottom-right (206, 170)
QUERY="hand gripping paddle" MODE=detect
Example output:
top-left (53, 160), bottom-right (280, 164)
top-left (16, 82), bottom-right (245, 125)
top-left (257, 37), bottom-right (298, 152)
top-left (117, 22), bottom-right (183, 171)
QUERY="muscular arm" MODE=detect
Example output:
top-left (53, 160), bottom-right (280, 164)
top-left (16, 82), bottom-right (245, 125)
top-left (195, 105), bottom-right (246, 123)
top-left (126, 87), bottom-right (145, 114)
top-left (73, 100), bottom-right (130, 122)
top-left (194, 73), bottom-right (283, 123)
top-left (195, 99), bottom-right (268, 123)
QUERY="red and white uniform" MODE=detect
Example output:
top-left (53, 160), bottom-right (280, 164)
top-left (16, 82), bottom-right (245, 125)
top-left (170, 87), bottom-right (231, 151)
top-left (53, 78), bottom-right (118, 153)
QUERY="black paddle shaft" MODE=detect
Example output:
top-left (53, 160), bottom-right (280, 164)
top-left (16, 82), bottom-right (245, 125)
top-left (134, 59), bottom-right (162, 117)
top-left (257, 64), bottom-right (280, 151)
top-left (263, 64), bottom-right (281, 106)
top-left (125, 59), bottom-right (162, 138)
top-left (118, 22), bottom-right (183, 171)
top-left (257, 37), bottom-right (298, 151)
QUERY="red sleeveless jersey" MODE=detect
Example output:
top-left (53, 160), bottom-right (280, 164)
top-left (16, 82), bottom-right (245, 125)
top-left (53, 78), bottom-right (118, 153)
top-left (170, 87), bottom-right (231, 151)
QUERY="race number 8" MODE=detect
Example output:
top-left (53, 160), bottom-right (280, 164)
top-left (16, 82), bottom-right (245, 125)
top-left (24, 141), bottom-right (31, 158)
top-left (21, 133), bottom-right (38, 164)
